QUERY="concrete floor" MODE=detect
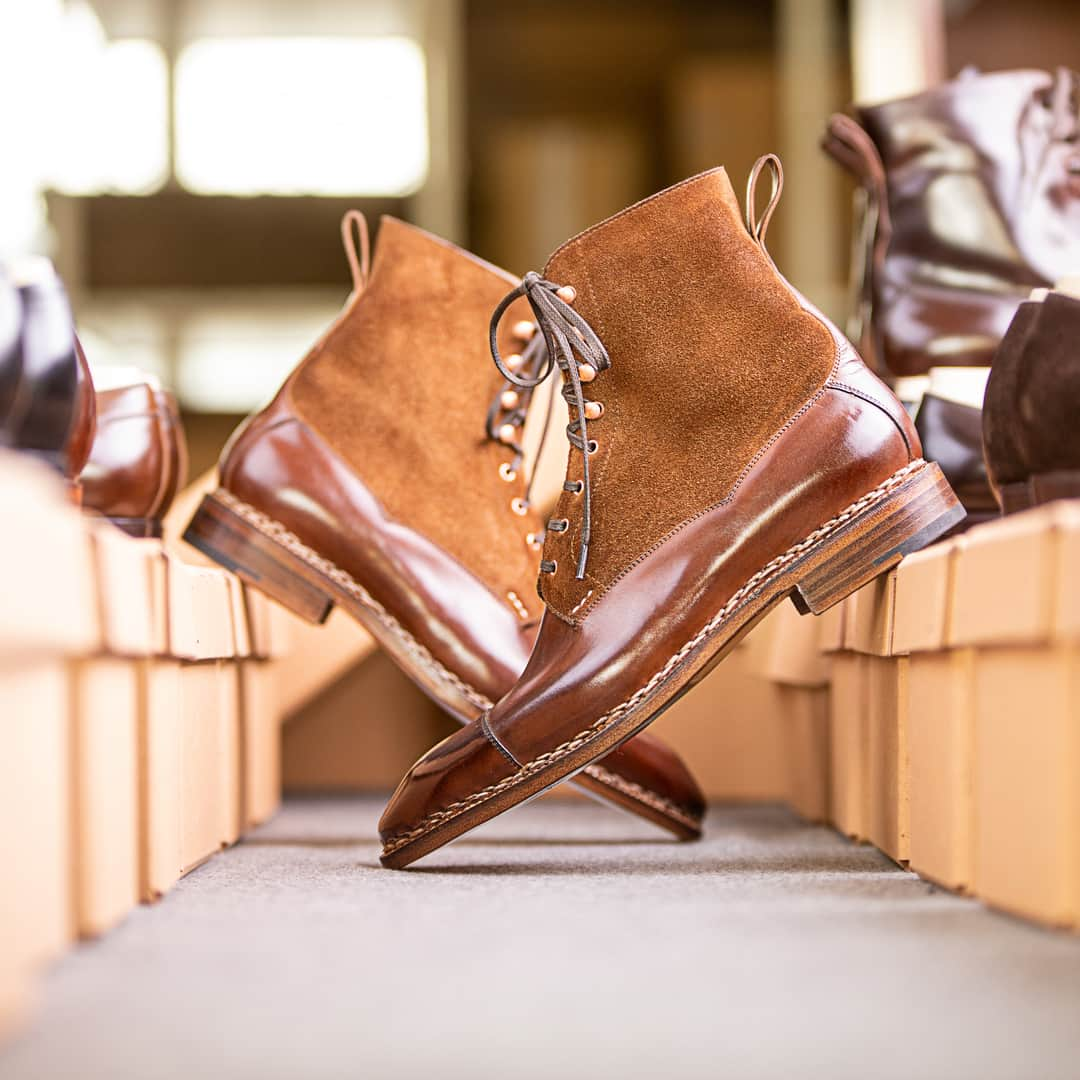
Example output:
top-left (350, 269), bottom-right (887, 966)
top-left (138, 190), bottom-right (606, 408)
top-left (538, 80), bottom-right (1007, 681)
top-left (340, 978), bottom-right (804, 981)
top-left (2, 796), bottom-right (1080, 1080)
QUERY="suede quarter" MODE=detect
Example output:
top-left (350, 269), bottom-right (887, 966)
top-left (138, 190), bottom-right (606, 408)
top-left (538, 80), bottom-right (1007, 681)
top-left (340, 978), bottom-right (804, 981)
top-left (538, 168), bottom-right (835, 621)
top-left (291, 217), bottom-right (541, 616)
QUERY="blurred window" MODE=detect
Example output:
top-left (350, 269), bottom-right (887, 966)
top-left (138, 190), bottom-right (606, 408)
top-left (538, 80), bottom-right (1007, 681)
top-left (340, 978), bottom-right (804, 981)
top-left (175, 37), bottom-right (429, 197)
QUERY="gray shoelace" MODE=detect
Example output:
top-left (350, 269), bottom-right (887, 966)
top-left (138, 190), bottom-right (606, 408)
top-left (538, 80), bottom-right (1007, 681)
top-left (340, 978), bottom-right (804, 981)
top-left (489, 271), bottom-right (611, 579)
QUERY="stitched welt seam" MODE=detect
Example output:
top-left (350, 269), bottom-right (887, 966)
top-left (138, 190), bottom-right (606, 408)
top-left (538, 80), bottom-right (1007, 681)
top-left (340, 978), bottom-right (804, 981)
top-left (382, 458), bottom-right (924, 855)
top-left (215, 490), bottom-right (494, 714)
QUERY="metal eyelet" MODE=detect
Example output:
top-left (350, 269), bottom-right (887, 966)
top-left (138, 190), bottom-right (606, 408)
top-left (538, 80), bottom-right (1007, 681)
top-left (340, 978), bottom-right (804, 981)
top-left (587, 440), bottom-right (599, 454)
top-left (564, 480), bottom-right (584, 494)
top-left (547, 518), bottom-right (569, 533)
top-left (511, 497), bottom-right (528, 516)
top-left (525, 532), bottom-right (543, 550)
top-left (499, 462), bottom-right (517, 482)
top-left (540, 559), bottom-right (558, 574)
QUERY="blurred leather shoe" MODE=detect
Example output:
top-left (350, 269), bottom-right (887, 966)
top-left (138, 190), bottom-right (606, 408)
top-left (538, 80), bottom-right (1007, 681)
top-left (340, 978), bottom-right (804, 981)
top-left (983, 290), bottom-right (1080, 512)
top-left (184, 212), bottom-right (705, 841)
top-left (81, 376), bottom-right (188, 538)
top-left (913, 391), bottom-right (997, 530)
top-left (0, 260), bottom-right (95, 483)
top-left (378, 157), bottom-right (964, 868)
top-left (823, 67), bottom-right (1080, 377)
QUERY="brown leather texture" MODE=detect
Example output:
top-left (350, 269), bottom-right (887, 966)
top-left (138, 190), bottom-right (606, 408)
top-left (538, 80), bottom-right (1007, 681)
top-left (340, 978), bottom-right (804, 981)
top-left (824, 68), bottom-right (1080, 376)
top-left (67, 335), bottom-right (97, 479)
top-left (290, 216), bottom-right (541, 614)
top-left (378, 165), bottom-right (931, 857)
top-left (539, 168), bottom-right (835, 621)
top-left (913, 393), bottom-right (996, 519)
top-left (983, 293), bottom-right (1080, 500)
top-left (82, 383), bottom-right (186, 524)
top-left (222, 399), bottom-right (535, 706)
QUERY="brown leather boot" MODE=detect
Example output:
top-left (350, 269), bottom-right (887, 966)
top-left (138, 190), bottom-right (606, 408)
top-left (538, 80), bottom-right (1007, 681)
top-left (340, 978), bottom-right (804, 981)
top-left (184, 213), bottom-right (705, 840)
top-left (983, 291), bottom-right (1080, 512)
top-left (822, 67), bottom-right (1080, 377)
top-left (82, 379), bottom-right (188, 538)
top-left (378, 157), bottom-right (964, 868)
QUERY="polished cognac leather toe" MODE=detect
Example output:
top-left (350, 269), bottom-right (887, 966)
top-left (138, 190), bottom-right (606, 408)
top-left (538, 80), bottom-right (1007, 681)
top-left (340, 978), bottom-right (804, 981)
top-left (82, 381), bottom-right (187, 537)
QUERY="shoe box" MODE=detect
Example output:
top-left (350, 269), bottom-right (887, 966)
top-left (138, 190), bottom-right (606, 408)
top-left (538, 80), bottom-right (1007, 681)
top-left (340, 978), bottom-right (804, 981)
top-left (0, 450), bottom-right (284, 1038)
top-left (823, 501), bottom-right (1080, 930)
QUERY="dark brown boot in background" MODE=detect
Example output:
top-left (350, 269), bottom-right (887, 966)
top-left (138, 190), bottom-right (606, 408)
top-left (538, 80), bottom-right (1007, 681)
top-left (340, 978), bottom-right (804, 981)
top-left (185, 213), bottom-right (706, 841)
top-left (823, 67), bottom-right (1080, 527)
top-left (378, 157), bottom-right (963, 868)
top-left (984, 290), bottom-right (1080, 512)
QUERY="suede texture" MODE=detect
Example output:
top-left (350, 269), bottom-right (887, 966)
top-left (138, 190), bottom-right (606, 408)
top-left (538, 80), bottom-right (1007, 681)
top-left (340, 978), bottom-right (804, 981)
top-left (291, 217), bottom-right (542, 619)
top-left (538, 168), bottom-right (835, 622)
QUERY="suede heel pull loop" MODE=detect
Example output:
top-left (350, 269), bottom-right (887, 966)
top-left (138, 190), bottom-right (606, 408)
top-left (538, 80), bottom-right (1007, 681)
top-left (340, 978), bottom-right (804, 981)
top-left (745, 154), bottom-right (784, 256)
top-left (341, 210), bottom-right (371, 294)
top-left (489, 270), bottom-right (612, 579)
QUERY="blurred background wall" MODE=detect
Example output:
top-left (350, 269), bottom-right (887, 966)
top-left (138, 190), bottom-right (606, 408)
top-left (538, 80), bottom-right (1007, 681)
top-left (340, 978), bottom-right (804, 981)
top-left (2, 0), bottom-right (1080, 478)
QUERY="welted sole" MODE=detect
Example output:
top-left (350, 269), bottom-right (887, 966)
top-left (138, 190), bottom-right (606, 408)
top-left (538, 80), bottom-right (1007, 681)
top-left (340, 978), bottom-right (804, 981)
top-left (380, 459), bottom-right (964, 869)
top-left (184, 489), bottom-right (704, 841)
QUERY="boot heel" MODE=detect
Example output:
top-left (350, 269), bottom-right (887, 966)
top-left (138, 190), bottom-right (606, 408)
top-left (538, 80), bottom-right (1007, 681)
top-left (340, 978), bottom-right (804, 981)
top-left (791, 461), bottom-right (965, 616)
top-left (183, 491), bottom-right (335, 625)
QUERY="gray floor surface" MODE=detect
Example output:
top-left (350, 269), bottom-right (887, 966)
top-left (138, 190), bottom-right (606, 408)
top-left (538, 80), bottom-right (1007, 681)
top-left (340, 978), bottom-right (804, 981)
top-left (2, 796), bottom-right (1080, 1080)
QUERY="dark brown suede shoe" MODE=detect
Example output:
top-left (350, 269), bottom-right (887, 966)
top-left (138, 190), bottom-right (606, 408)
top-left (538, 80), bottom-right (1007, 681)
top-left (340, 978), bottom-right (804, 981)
top-left (184, 213), bottom-right (705, 840)
top-left (983, 291), bottom-right (1080, 512)
top-left (378, 157), bottom-right (964, 868)
top-left (82, 380), bottom-right (188, 538)
top-left (822, 67), bottom-right (1080, 377)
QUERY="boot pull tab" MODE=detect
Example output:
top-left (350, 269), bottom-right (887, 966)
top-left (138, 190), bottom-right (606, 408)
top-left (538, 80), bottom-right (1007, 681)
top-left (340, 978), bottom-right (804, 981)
top-left (341, 210), bottom-right (370, 294)
top-left (745, 153), bottom-right (783, 255)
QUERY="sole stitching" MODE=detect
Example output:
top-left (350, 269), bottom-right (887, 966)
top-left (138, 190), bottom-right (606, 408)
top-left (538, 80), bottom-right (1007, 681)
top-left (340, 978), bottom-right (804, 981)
top-left (581, 764), bottom-right (701, 834)
top-left (382, 459), bottom-right (926, 856)
top-left (215, 490), bottom-right (494, 714)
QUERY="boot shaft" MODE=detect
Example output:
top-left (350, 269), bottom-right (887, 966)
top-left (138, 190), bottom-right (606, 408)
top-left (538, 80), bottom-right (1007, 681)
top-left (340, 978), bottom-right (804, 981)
top-left (535, 166), bottom-right (840, 619)
top-left (224, 215), bottom-right (544, 617)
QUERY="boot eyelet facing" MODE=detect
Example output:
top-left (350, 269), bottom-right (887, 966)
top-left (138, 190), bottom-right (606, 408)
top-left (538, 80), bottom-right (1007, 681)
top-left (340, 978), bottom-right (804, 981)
top-left (511, 497), bottom-right (529, 516)
top-left (525, 532), bottom-right (543, 550)
top-left (499, 462), bottom-right (518, 483)
top-left (540, 559), bottom-right (558, 574)
top-left (587, 440), bottom-right (599, 454)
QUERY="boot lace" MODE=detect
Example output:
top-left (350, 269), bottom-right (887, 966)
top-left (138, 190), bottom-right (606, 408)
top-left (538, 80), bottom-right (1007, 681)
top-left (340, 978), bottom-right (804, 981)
top-left (489, 271), bottom-right (610, 579)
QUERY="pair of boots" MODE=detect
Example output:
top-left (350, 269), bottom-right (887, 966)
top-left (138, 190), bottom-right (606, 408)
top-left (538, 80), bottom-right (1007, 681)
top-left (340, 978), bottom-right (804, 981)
top-left (186, 158), bottom-right (963, 869)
